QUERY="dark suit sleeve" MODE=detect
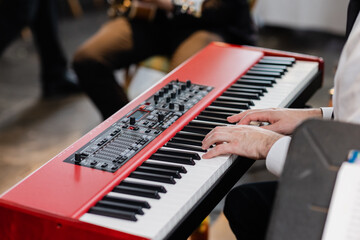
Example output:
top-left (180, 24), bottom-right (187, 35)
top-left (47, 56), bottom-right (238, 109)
top-left (346, 0), bottom-right (360, 38)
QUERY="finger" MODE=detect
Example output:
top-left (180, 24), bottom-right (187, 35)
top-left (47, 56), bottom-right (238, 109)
top-left (202, 129), bottom-right (233, 149)
top-left (202, 143), bottom-right (233, 159)
top-left (227, 109), bottom-right (269, 123)
top-left (260, 123), bottom-right (281, 132)
top-left (227, 111), bottom-right (247, 123)
top-left (202, 126), bottom-right (228, 143)
top-left (238, 111), bottom-right (274, 125)
top-left (227, 109), bottom-right (262, 123)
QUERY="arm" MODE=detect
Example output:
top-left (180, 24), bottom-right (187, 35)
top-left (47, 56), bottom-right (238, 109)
top-left (333, 13), bottom-right (360, 123)
top-left (228, 108), bottom-right (323, 135)
top-left (202, 107), bottom-right (333, 176)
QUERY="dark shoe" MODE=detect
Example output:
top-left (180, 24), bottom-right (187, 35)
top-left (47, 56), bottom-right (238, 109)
top-left (42, 70), bottom-right (81, 99)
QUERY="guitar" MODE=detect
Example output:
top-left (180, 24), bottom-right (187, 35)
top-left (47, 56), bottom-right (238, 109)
top-left (107, 0), bottom-right (205, 21)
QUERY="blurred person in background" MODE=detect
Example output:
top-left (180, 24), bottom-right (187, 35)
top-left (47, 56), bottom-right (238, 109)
top-left (0, 0), bottom-right (79, 99)
top-left (73, 0), bottom-right (256, 119)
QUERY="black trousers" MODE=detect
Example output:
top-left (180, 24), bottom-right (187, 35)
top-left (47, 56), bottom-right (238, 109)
top-left (0, 0), bottom-right (67, 82)
top-left (72, 18), bottom-right (224, 119)
top-left (224, 181), bottom-right (278, 240)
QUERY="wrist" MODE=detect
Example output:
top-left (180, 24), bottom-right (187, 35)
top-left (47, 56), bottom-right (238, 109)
top-left (261, 132), bottom-right (284, 160)
top-left (308, 108), bottom-right (322, 117)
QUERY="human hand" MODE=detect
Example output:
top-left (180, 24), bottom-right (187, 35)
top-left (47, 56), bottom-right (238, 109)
top-left (140, 0), bottom-right (173, 11)
top-left (201, 125), bottom-right (284, 160)
top-left (227, 108), bottom-right (322, 135)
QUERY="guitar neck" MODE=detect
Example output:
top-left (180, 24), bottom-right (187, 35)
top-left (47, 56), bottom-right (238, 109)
top-left (108, 0), bottom-right (205, 20)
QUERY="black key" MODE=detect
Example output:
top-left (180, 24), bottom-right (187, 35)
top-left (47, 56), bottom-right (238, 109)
top-left (212, 100), bottom-right (249, 110)
top-left (259, 59), bottom-right (293, 66)
top-left (226, 87), bottom-right (264, 96)
top-left (165, 142), bottom-right (206, 153)
top-left (156, 148), bottom-right (201, 160)
top-left (188, 120), bottom-right (226, 128)
top-left (88, 206), bottom-right (137, 221)
top-left (103, 195), bottom-right (150, 209)
top-left (96, 200), bottom-right (144, 215)
top-left (246, 69), bottom-right (282, 78)
top-left (222, 91), bottom-right (260, 99)
top-left (200, 110), bottom-right (236, 119)
top-left (182, 125), bottom-right (213, 135)
top-left (175, 131), bottom-right (206, 141)
top-left (241, 75), bottom-right (277, 83)
top-left (205, 106), bottom-right (239, 114)
top-left (136, 166), bottom-right (182, 179)
top-left (206, 106), bottom-right (247, 115)
top-left (120, 180), bottom-right (166, 193)
top-left (255, 63), bottom-right (288, 70)
top-left (251, 66), bottom-right (285, 74)
top-left (150, 152), bottom-right (196, 165)
top-left (130, 171), bottom-right (176, 184)
top-left (262, 56), bottom-right (295, 63)
top-left (237, 79), bottom-right (273, 87)
top-left (216, 96), bottom-right (254, 105)
top-left (170, 137), bottom-right (203, 147)
top-left (113, 185), bottom-right (161, 199)
top-left (142, 161), bottom-right (187, 173)
top-left (196, 115), bottom-right (231, 125)
top-left (230, 84), bottom-right (268, 93)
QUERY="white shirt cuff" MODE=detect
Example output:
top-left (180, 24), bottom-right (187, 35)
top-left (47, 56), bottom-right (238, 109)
top-left (266, 136), bottom-right (292, 176)
top-left (320, 107), bottom-right (333, 120)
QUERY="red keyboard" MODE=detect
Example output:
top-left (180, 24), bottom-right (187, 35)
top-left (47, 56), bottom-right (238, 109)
top-left (0, 42), bottom-right (323, 240)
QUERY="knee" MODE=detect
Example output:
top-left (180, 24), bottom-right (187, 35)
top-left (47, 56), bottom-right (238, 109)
top-left (72, 46), bottom-right (96, 72)
top-left (72, 46), bottom-right (106, 85)
top-left (224, 186), bottom-right (248, 221)
top-left (224, 184), bottom-right (261, 224)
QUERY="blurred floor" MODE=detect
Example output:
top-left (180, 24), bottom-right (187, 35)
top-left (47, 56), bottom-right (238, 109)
top-left (0, 8), bottom-right (346, 240)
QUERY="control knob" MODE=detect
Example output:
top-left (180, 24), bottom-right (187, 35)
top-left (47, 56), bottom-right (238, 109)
top-left (130, 116), bottom-right (136, 125)
top-left (158, 113), bottom-right (165, 122)
top-left (186, 80), bottom-right (192, 88)
top-left (74, 152), bottom-right (82, 163)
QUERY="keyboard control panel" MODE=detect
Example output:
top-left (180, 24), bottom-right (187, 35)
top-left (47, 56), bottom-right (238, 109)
top-left (64, 80), bottom-right (213, 172)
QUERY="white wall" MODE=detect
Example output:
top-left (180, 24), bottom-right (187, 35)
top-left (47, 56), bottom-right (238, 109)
top-left (253, 0), bottom-right (349, 35)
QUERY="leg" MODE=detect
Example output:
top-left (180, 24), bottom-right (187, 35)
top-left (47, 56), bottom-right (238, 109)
top-left (31, 0), bottom-right (67, 79)
top-left (72, 18), bottom-right (160, 119)
top-left (169, 30), bottom-right (224, 70)
top-left (0, 0), bottom-right (37, 55)
top-left (31, 0), bottom-right (79, 98)
top-left (224, 181), bottom-right (278, 240)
